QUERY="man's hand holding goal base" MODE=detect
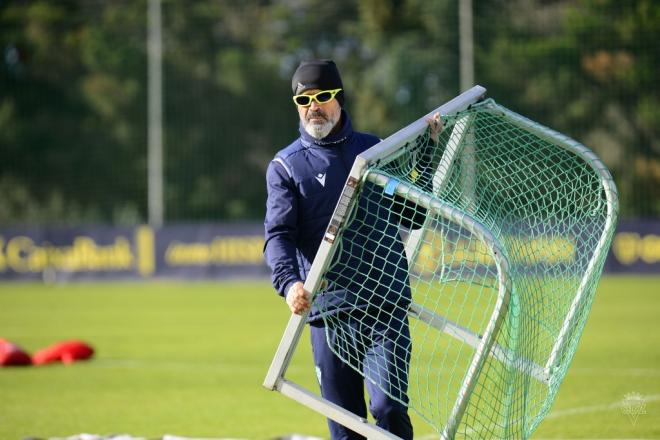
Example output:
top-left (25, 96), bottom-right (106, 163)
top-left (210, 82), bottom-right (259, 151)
top-left (286, 281), bottom-right (311, 315)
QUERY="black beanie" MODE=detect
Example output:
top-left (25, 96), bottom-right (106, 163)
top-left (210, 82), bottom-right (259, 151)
top-left (291, 59), bottom-right (345, 106)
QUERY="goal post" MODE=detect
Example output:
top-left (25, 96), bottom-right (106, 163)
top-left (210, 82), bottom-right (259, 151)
top-left (263, 85), bottom-right (618, 439)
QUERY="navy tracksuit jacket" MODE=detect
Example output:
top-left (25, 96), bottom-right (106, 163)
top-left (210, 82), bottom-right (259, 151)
top-left (264, 110), bottom-right (421, 439)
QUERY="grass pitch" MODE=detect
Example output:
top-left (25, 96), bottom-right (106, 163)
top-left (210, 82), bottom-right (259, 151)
top-left (0, 275), bottom-right (658, 439)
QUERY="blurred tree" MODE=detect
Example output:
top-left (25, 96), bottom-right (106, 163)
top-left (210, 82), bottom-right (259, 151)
top-left (0, 0), bottom-right (657, 224)
top-left (0, 0), bottom-right (147, 224)
top-left (159, 1), bottom-right (294, 221)
top-left (476, 0), bottom-right (660, 217)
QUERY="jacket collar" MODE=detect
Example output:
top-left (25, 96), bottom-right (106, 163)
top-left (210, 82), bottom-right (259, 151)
top-left (299, 109), bottom-right (353, 148)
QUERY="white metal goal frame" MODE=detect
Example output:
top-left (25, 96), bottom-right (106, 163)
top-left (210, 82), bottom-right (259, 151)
top-left (262, 85), bottom-right (618, 439)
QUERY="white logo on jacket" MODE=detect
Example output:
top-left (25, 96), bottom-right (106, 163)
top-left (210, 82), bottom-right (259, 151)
top-left (315, 173), bottom-right (326, 187)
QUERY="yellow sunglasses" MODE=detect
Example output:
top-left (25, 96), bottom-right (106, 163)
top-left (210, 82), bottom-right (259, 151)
top-left (292, 88), bottom-right (342, 107)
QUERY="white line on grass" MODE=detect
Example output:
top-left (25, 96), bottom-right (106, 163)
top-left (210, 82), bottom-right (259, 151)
top-left (569, 367), bottom-right (660, 377)
top-left (92, 358), bottom-right (262, 371)
top-left (414, 394), bottom-right (660, 440)
top-left (546, 393), bottom-right (660, 419)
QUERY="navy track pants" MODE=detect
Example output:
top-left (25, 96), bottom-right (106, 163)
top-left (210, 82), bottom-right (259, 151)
top-left (310, 309), bottom-right (413, 440)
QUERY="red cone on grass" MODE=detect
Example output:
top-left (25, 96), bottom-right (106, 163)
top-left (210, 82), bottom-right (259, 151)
top-left (0, 339), bottom-right (32, 366)
top-left (32, 340), bottom-right (94, 365)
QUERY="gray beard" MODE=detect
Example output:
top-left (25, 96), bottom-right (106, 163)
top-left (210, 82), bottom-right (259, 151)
top-left (303, 112), bottom-right (338, 140)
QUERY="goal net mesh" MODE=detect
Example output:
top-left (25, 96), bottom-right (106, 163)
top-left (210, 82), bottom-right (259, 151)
top-left (312, 99), bottom-right (617, 438)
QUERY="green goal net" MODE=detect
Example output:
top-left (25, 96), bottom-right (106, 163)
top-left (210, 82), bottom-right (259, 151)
top-left (314, 97), bottom-right (618, 439)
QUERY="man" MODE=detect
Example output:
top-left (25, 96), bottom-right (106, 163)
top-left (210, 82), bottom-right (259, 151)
top-left (264, 59), bottom-right (441, 440)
